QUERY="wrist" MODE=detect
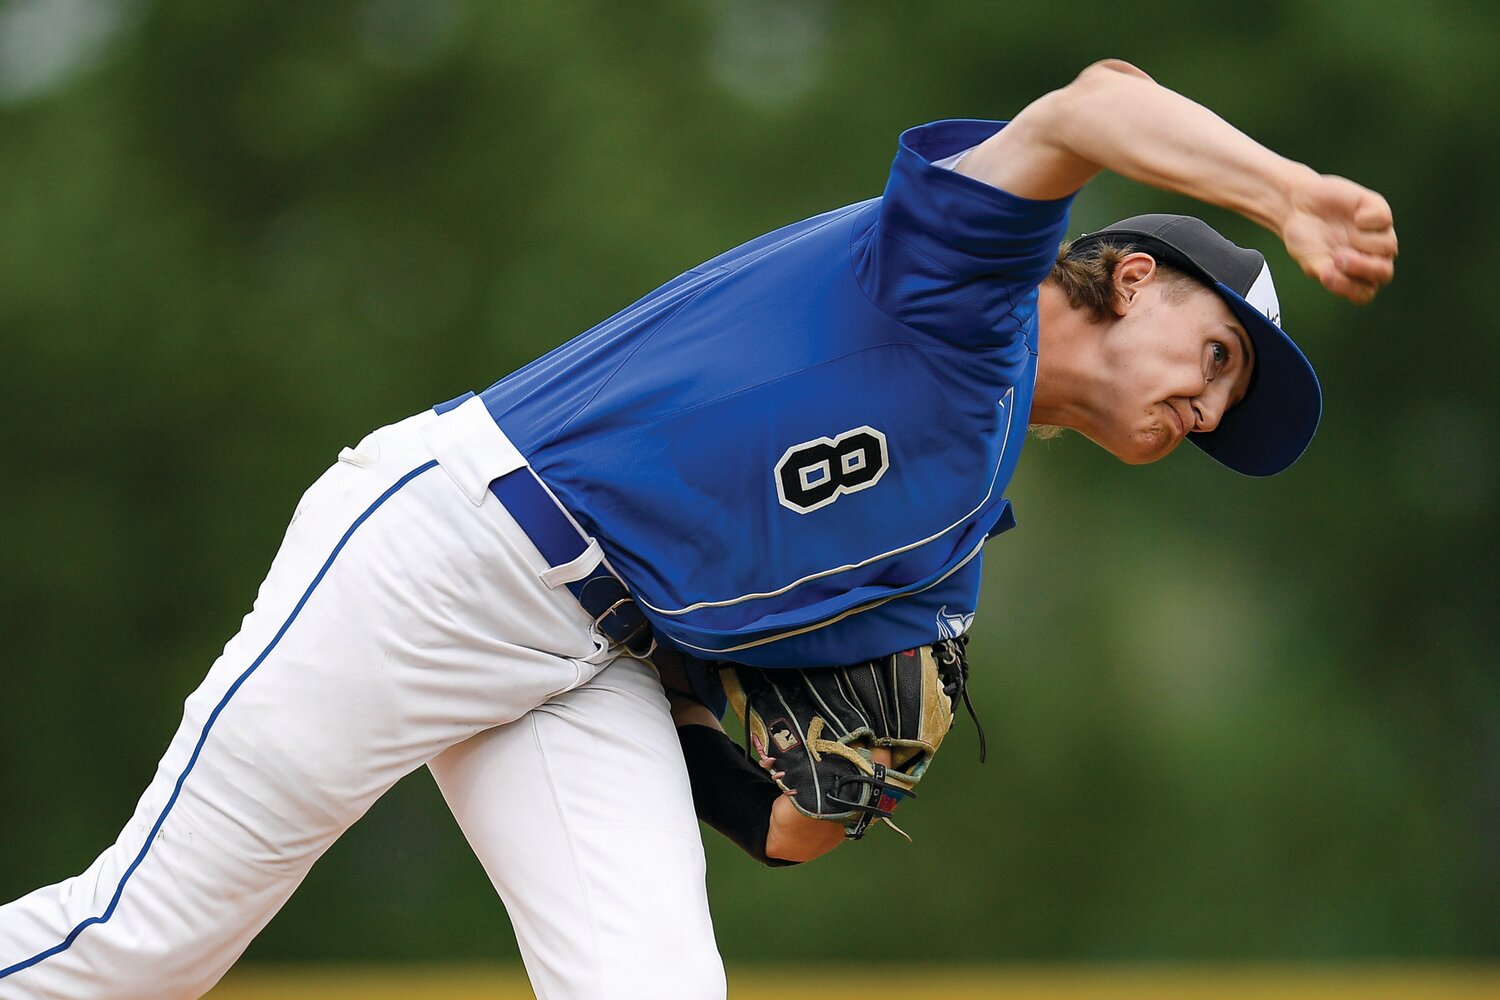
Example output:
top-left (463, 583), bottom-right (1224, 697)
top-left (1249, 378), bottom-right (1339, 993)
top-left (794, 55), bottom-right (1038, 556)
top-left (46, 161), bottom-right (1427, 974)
top-left (1268, 160), bottom-right (1322, 239)
top-left (765, 795), bottom-right (846, 863)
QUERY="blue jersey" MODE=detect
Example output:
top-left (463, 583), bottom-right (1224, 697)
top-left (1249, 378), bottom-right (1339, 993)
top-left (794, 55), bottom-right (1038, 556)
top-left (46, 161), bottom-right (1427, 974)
top-left (478, 119), bottom-right (1074, 667)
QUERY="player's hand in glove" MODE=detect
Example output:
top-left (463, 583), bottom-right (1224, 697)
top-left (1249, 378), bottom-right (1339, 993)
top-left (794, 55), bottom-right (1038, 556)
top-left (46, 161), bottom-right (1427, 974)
top-left (722, 636), bottom-right (981, 841)
top-left (762, 749), bottom-right (870, 863)
top-left (755, 737), bottom-right (894, 861)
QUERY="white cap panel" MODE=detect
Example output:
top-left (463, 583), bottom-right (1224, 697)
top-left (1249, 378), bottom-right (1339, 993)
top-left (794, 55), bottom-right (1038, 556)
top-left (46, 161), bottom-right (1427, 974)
top-left (1245, 260), bottom-right (1281, 327)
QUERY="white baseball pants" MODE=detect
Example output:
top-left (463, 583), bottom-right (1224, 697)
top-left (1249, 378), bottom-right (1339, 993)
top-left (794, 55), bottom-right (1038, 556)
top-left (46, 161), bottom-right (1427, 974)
top-left (0, 403), bottom-right (726, 999)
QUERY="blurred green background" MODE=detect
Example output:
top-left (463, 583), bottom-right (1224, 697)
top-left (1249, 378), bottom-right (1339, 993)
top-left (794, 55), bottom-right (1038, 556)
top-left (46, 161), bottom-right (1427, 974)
top-left (1, 0), bottom-right (1495, 970)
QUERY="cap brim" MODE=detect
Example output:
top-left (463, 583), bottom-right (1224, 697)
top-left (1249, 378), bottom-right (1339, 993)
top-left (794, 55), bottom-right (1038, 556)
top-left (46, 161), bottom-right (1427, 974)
top-left (1189, 282), bottom-right (1322, 477)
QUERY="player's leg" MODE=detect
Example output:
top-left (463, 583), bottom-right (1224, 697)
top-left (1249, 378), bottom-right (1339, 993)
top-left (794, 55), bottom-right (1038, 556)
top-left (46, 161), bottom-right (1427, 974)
top-left (0, 457), bottom-right (406, 998)
top-left (429, 656), bottom-right (726, 1000)
top-left (0, 411), bottom-right (604, 1000)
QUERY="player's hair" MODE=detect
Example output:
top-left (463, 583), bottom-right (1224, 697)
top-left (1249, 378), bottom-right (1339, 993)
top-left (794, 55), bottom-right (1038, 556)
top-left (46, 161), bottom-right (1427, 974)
top-left (1047, 239), bottom-right (1200, 322)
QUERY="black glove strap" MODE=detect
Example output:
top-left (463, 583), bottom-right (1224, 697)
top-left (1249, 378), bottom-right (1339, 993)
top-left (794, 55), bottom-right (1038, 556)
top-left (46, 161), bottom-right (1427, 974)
top-left (676, 724), bottom-right (799, 867)
top-left (829, 762), bottom-right (915, 839)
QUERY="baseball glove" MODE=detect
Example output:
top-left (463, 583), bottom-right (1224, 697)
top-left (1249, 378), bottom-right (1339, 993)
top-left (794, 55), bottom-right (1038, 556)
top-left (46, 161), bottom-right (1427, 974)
top-left (721, 636), bottom-right (981, 841)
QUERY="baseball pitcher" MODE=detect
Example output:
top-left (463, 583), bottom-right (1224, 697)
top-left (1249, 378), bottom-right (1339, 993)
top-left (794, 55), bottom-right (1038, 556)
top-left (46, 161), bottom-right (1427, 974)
top-left (0, 60), bottom-right (1395, 999)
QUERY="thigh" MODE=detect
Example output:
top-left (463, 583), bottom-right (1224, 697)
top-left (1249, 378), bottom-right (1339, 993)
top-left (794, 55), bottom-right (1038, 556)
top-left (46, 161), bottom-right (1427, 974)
top-left (0, 411), bottom-right (600, 999)
top-left (1, 450), bottom-right (427, 998)
top-left (430, 657), bottom-right (726, 1000)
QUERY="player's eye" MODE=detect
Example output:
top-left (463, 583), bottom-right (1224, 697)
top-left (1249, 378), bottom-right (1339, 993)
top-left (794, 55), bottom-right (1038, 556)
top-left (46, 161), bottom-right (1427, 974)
top-left (1205, 341), bottom-right (1230, 381)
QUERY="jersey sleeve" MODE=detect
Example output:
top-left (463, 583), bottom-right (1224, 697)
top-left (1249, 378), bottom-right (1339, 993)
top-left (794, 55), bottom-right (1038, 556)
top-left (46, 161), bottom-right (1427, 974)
top-left (852, 119), bottom-right (1076, 349)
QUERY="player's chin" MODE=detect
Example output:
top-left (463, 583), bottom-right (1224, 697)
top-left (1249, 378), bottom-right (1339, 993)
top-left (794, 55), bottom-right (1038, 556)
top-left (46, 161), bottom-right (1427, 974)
top-left (1081, 422), bottom-right (1179, 465)
top-left (1113, 425), bottom-right (1180, 465)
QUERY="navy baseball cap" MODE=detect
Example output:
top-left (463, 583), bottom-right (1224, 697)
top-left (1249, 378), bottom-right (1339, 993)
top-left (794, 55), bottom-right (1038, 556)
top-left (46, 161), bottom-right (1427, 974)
top-left (1067, 214), bottom-right (1322, 477)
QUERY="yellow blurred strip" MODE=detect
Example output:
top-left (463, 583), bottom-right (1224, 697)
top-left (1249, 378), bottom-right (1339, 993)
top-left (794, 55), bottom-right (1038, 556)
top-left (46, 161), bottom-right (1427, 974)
top-left (208, 963), bottom-right (1500, 1000)
top-left (208, 965), bottom-right (533, 1000)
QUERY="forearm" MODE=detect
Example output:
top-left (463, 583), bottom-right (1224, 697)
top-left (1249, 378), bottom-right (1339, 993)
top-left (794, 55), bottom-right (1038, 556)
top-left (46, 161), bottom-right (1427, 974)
top-left (666, 652), bottom-right (847, 865)
top-left (675, 723), bottom-right (795, 866)
top-left (673, 717), bottom-right (846, 864)
top-left (959, 60), bottom-right (1313, 235)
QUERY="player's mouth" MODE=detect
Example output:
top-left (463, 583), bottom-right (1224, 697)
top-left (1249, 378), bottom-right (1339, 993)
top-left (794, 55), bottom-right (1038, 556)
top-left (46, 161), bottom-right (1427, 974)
top-left (1164, 401), bottom-right (1189, 439)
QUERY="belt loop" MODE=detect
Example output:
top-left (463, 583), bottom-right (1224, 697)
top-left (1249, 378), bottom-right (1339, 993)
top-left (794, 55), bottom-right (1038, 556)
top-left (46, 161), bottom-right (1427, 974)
top-left (539, 538), bottom-right (605, 590)
top-left (486, 460), bottom-right (656, 658)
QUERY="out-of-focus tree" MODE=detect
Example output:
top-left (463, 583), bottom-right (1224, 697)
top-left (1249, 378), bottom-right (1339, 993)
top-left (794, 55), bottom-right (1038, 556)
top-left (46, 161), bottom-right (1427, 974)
top-left (0, 0), bottom-right (1494, 963)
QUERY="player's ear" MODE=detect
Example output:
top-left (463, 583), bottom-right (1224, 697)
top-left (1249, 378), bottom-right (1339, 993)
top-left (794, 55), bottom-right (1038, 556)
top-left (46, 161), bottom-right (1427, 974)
top-left (1110, 251), bottom-right (1158, 316)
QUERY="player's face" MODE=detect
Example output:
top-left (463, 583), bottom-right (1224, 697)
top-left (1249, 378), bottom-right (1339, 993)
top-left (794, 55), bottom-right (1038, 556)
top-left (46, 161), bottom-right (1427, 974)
top-left (1087, 280), bottom-right (1255, 465)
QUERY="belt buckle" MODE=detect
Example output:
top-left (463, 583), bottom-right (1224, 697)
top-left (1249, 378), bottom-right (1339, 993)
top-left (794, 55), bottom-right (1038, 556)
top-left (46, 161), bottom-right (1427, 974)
top-left (593, 596), bottom-right (655, 658)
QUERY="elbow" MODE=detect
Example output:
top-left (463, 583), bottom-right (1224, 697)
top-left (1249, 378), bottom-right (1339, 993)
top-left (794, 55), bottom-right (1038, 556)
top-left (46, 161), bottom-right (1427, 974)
top-left (1054, 59), bottom-right (1156, 113)
top-left (1027, 59), bottom-right (1155, 141)
top-left (1019, 60), bottom-right (1146, 131)
top-left (1074, 58), bottom-right (1155, 87)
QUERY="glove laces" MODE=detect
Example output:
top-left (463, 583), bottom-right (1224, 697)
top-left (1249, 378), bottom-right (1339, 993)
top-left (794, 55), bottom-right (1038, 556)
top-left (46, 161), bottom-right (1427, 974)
top-left (934, 635), bottom-right (987, 763)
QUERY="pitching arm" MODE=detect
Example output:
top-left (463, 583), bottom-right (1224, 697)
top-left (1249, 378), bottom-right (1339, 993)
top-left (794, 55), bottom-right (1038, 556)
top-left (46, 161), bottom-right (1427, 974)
top-left (959, 59), bottom-right (1397, 303)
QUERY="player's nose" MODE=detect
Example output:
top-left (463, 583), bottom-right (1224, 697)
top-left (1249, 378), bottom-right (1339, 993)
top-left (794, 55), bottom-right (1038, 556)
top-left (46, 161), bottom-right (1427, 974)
top-left (1192, 394), bottom-right (1226, 433)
